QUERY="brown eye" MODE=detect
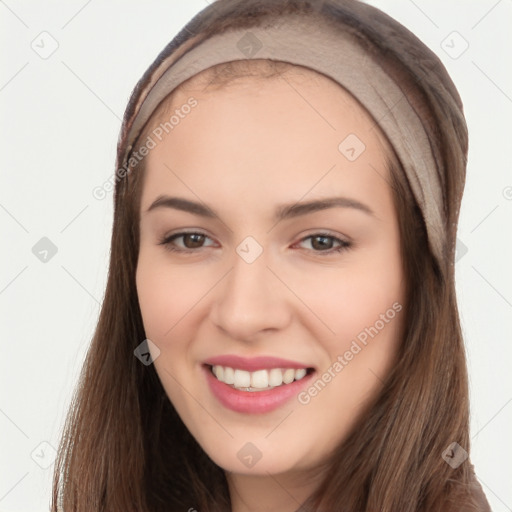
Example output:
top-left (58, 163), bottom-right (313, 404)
top-left (310, 235), bottom-right (335, 251)
top-left (159, 232), bottom-right (216, 253)
top-left (182, 233), bottom-right (206, 248)
top-left (297, 233), bottom-right (351, 254)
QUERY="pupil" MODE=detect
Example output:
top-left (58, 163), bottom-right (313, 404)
top-left (312, 236), bottom-right (332, 250)
top-left (184, 234), bottom-right (204, 248)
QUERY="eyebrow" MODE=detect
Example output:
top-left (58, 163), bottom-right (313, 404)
top-left (145, 195), bottom-right (375, 221)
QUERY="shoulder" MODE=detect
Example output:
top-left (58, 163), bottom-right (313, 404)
top-left (467, 466), bottom-right (491, 512)
top-left (445, 464), bottom-right (492, 512)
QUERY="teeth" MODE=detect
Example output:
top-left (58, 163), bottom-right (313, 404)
top-left (233, 369), bottom-right (251, 388)
top-left (213, 365), bottom-right (224, 381)
top-left (283, 368), bottom-right (295, 384)
top-left (211, 365), bottom-right (310, 390)
top-left (224, 366), bottom-right (235, 384)
top-left (295, 368), bottom-right (307, 380)
top-left (251, 370), bottom-right (268, 388)
top-left (268, 368), bottom-right (283, 387)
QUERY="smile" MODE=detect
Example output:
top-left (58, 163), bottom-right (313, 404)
top-left (211, 365), bottom-right (309, 391)
top-left (203, 355), bottom-right (315, 414)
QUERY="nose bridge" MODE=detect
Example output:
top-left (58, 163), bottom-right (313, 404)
top-left (210, 245), bottom-right (290, 340)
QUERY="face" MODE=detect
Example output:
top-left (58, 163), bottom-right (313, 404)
top-left (136, 65), bottom-right (405, 480)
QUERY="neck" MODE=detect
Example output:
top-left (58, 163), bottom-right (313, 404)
top-left (226, 469), bottom-right (322, 512)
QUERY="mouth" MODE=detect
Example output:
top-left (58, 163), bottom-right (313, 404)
top-left (207, 364), bottom-right (314, 392)
top-left (202, 356), bottom-right (316, 414)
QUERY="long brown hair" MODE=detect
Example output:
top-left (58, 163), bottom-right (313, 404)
top-left (51, 1), bottom-right (480, 510)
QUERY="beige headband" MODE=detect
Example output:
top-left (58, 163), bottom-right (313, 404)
top-left (120, 13), bottom-right (444, 263)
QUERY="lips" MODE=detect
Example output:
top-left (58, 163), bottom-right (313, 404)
top-left (204, 354), bottom-right (311, 372)
top-left (203, 355), bottom-right (315, 413)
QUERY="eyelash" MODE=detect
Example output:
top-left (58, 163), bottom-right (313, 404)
top-left (158, 231), bottom-right (352, 255)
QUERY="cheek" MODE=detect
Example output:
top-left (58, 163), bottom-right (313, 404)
top-left (292, 240), bottom-right (404, 374)
top-left (300, 262), bottom-right (403, 341)
top-left (135, 252), bottom-right (204, 342)
top-left (293, 258), bottom-right (404, 441)
top-left (135, 256), bottom-right (204, 412)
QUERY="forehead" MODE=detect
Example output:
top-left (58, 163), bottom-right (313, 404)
top-left (139, 62), bottom-right (393, 214)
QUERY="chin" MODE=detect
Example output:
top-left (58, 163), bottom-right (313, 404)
top-left (195, 434), bottom-right (312, 477)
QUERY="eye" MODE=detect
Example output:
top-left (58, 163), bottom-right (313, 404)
top-left (158, 231), bottom-right (217, 252)
top-left (158, 231), bottom-right (351, 255)
top-left (296, 233), bottom-right (351, 254)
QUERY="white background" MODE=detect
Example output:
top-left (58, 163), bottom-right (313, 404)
top-left (1, 1), bottom-right (511, 510)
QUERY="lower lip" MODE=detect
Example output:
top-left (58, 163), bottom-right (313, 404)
top-left (203, 365), bottom-right (314, 414)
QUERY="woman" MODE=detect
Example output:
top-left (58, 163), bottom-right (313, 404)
top-left (51, 0), bottom-right (491, 510)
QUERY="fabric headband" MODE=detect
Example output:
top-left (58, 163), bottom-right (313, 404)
top-left (119, 13), bottom-right (444, 263)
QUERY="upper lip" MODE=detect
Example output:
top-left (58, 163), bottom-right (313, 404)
top-left (204, 355), bottom-right (313, 372)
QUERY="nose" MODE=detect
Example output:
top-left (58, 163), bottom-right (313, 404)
top-left (209, 250), bottom-right (292, 342)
